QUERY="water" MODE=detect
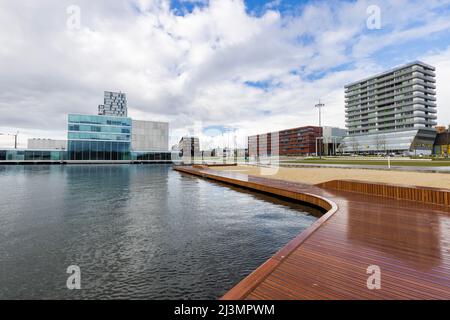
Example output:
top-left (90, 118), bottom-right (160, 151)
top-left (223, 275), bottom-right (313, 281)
top-left (0, 165), bottom-right (320, 299)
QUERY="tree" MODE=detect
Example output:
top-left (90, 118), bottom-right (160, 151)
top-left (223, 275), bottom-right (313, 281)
top-left (350, 136), bottom-right (360, 154)
top-left (375, 134), bottom-right (382, 153)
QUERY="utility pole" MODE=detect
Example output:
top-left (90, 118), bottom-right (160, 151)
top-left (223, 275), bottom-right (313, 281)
top-left (315, 100), bottom-right (325, 159)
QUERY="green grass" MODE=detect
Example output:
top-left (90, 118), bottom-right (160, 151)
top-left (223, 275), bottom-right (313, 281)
top-left (283, 159), bottom-right (450, 167)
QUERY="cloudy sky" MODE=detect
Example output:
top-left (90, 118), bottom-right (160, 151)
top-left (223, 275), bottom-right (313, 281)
top-left (1, 0), bottom-right (450, 149)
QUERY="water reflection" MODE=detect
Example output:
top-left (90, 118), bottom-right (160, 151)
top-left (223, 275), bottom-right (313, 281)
top-left (0, 165), bottom-right (318, 299)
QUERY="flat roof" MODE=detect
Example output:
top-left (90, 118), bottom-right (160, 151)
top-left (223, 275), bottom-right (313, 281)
top-left (249, 125), bottom-right (343, 137)
top-left (345, 61), bottom-right (435, 88)
top-left (68, 113), bottom-right (131, 120)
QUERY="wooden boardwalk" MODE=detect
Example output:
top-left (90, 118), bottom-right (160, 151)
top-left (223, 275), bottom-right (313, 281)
top-left (174, 166), bottom-right (450, 300)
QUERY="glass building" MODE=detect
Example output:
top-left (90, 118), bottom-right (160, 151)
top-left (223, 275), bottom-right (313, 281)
top-left (0, 149), bottom-right (67, 161)
top-left (67, 114), bottom-right (132, 161)
top-left (0, 148), bottom-right (176, 162)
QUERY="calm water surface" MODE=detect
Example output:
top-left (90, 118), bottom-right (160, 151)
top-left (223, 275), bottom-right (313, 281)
top-left (0, 165), bottom-right (320, 299)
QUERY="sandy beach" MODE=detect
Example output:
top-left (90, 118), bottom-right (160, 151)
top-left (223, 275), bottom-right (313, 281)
top-left (212, 165), bottom-right (450, 189)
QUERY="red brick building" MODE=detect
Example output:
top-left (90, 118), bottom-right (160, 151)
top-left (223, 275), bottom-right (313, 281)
top-left (248, 126), bottom-right (322, 157)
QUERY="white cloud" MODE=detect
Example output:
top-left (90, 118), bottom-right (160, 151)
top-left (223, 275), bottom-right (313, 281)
top-left (423, 46), bottom-right (450, 127)
top-left (0, 0), bottom-right (449, 149)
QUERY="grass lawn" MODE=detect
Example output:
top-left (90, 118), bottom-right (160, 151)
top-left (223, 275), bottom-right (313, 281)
top-left (283, 159), bottom-right (450, 167)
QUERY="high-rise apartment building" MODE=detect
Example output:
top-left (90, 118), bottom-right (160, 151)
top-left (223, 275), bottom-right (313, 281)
top-left (98, 91), bottom-right (128, 117)
top-left (341, 61), bottom-right (437, 155)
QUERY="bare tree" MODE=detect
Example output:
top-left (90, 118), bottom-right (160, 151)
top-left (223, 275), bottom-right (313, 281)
top-left (350, 136), bottom-right (360, 154)
top-left (375, 134), bottom-right (382, 153)
top-left (379, 135), bottom-right (387, 153)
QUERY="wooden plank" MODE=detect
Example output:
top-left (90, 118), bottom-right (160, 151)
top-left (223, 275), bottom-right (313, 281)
top-left (173, 166), bottom-right (450, 300)
top-left (318, 179), bottom-right (450, 207)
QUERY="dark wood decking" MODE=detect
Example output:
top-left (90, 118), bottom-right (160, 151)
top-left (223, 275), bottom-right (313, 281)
top-left (174, 166), bottom-right (450, 300)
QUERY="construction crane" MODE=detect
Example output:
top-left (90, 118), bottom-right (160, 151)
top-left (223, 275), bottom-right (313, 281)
top-left (0, 131), bottom-right (19, 149)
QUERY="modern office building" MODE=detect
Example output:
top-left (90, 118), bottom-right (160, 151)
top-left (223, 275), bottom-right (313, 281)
top-left (28, 138), bottom-right (67, 150)
top-left (131, 120), bottom-right (169, 152)
top-left (341, 61), bottom-right (437, 155)
top-left (235, 148), bottom-right (247, 158)
top-left (98, 91), bottom-right (128, 117)
top-left (67, 114), bottom-right (132, 161)
top-left (1, 91), bottom-right (173, 163)
top-left (177, 137), bottom-right (200, 159)
top-left (322, 126), bottom-right (347, 155)
top-left (212, 147), bottom-right (223, 157)
top-left (66, 91), bottom-right (172, 162)
top-left (248, 126), bottom-right (322, 158)
top-left (0, 149), bottom-right (66, 161)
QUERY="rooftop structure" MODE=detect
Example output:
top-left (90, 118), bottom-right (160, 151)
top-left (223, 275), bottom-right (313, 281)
top-left (98, 91), bottom-right (127, 117)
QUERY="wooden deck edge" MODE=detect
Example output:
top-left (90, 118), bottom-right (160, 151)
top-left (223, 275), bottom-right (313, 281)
top-left (318, 179), bottom-right (450, 207)
top-left (172, 165), bottom-right (339, 300)
top-left (221, 202), bottom-right (338, 300)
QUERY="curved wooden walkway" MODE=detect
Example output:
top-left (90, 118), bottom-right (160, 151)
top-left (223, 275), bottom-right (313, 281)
top-left (174, 165), bottom-right (450, 300)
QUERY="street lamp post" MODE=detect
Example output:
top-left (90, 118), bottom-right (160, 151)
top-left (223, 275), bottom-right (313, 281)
top-left (315, 100), bottom-right (325, 159)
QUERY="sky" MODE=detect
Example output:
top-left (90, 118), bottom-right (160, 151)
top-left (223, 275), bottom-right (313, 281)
top-left (1, 0), bottom-right (450, 149)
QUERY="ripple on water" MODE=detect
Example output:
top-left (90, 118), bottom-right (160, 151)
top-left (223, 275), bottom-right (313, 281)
top-left (0, 165), bottom-right (320, 299)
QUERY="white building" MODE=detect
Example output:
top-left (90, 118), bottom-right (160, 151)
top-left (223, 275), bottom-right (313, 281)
top-left (28, 139), bottom-right (67, 150)
top-left (131, 120), bottom-right (169, 151)
top-left (322, 126), bottom-right (347, 155)
top-left (177, 137), bottom-right (200, 158)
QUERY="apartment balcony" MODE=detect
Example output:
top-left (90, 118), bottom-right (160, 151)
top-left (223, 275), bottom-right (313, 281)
top-left (346, 65), bottom-right (435, 94)
top-left (412, 105), bottom-right (437, 113)
top-left (348, 101), bottom-right (435, 118)
top-left (412, 79), bottom-right (436, 89)
top-left (345, 83), bottom-right (436, 108)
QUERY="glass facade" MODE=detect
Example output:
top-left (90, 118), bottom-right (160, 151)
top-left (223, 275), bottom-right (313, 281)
top-left (341, 129), bottom-right (436, 155)
top-left (0, 114), bottom-right (173, 162)
top-left (0, 149), bottom-right (173, 162)
top-left (68, 114), bottom-right (132, 161)
top-left (0, 150), bottom-right (66, 161)
top-left (131, 151), bottom-right (172, 161)
top-left (67, 141), bottom-right (131, 161)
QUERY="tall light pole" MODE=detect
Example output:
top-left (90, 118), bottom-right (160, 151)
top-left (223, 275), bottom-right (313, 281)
top-left (315, 100), bottom-right (325, 159)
